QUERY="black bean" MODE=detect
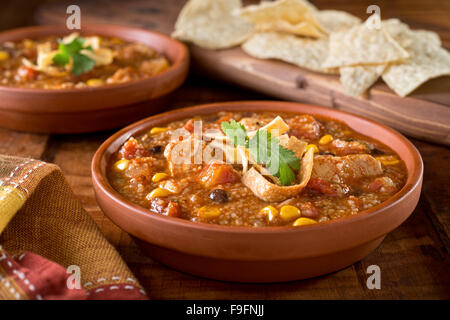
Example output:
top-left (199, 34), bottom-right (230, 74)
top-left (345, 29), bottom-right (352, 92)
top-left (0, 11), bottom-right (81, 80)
top-left (209, 189), bottom-right (229, 203)
top-left (371, 148), bottom-right (385, 155)
top-left (150, 145), bottom-right (163, 154)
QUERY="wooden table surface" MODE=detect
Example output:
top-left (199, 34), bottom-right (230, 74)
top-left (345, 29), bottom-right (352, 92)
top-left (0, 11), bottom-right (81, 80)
top-left (1, 0), bottom-right (449, 299)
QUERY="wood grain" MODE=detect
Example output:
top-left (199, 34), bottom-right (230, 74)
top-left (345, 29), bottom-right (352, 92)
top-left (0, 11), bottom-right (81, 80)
top-left (35, 0), bottom-right (450, 146)
top-left (0, 0), bottom-right (446, 299)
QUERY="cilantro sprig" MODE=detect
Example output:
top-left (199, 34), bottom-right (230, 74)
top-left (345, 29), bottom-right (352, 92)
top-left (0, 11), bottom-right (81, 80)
top-left (221, 120), bottom-right (300, 186)
top-left (52, 37), bottom-right (95, 76)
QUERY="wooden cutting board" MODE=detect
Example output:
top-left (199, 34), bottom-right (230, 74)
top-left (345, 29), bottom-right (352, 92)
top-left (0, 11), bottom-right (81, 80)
top-left (35, 0), bottom-right (450, 146)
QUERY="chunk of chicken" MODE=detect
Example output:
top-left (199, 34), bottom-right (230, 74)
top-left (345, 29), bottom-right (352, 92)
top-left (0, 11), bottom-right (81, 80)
top-left (312, 154), bottom-right (383, 184)
top-left (164, 137), bottom-right (204, 176)
top-left (328, 139), bottom-right (368, 156)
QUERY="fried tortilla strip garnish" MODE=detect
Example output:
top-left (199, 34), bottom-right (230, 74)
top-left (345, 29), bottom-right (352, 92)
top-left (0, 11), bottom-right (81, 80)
top-left (242, 141), bottom-right (314, 202)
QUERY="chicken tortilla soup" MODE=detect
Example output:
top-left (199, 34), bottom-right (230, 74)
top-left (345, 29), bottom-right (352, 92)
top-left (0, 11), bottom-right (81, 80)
top-left (0, 33), bottom-right (170, 89)
top-left (107, 111), bottom-right (407, 227)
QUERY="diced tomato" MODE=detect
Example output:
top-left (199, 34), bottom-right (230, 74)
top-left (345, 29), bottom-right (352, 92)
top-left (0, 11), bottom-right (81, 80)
top-left (198, 161), bottom-right (239, 188)
top-left (17, 66), bottom-right (39, 81)
top-left (328, 139), bottom-right (368, 156)
top-left (217, 114), bottom-right (233, 124)
top-left (150, 198), bottom-right (181, 217)
top-left (119, 137), bottom-right (150, 160)
top-left (166, 201), bottom-right (181, 217)
top-left (306, 178), bottom-right (344, 197)
top-left (287, 115), bottom-right (322, 140)
top-left (183, 119), bottom-right (195, 133)
top-left (23, 48), bottom-right (37, 59)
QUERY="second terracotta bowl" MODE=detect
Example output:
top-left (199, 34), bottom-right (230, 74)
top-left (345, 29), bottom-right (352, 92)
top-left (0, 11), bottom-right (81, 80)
top-left (0, 24), bottom-right (189, 133)
top-left (92, 101), bottom-right (423, 282)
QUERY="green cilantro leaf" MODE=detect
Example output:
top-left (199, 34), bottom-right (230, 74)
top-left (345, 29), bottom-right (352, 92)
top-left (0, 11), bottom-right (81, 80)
top-left (221, 120), bottom-right (301, 186)
top-left (72, 52), bottom-right (95, 76)
top-left (52, 37), bottom-right (95, 76)
top-left (221, 119), bottom-right (248, 147)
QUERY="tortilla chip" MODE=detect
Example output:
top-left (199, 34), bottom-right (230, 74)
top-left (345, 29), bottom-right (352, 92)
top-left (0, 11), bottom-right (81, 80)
top-left (382, 30), bottom-right (450, 96)
top-left (322, 15), bottom-right (409, 68)
top-left (237, 0), bottom-right (326, 38)
top-left (242, 31), bottom-right (337, 74)
top-left (339, 64), bottom-right (386, 97)
top-left (172, 0), bottom-right (253, 49)
top-left (315, 10), bottom-right (361, 33)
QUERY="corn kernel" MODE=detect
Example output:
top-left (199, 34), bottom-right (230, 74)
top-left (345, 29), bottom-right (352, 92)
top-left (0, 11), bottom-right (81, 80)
top-left (0, 51), bottom-right (10, 61)
top-left (319, 134), bottom-right (333, 145)
top-left (86, 78), bottom-right (104, 87)
top-left (198, 206), bottom-right (221, 219)
top-left (280, 205), bottom-right (301, 221)
top-left (113, 159), bottom-right (130, 171)
top-left (150, 127), bottom-right (168, 134)
top-left (146, 187), bottom-right (172, 199)
top-left (293, 217), bottom-right (318, 227)
top-left (111, 37), bottom-right (124, 44)
top-left (260, 206), bottom-right (279, 222)
top-left (306, 144), bottom-right (319, 154)
top-left (24, 39), bottom-right (34, 49)
top-left (152, 172), bottom-right (169, 183)
top-left (376, 155), bottom-right (400, 166)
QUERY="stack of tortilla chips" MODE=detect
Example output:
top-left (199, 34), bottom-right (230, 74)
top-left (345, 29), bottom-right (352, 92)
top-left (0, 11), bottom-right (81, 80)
top-left (172, 0), bottom-right (450, 97)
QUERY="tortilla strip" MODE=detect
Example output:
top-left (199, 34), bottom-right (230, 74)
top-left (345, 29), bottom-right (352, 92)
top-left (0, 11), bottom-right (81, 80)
top-left (206, 140), bottom-right (249, 172)
top-left (242, 148), bottom-right (314, 202)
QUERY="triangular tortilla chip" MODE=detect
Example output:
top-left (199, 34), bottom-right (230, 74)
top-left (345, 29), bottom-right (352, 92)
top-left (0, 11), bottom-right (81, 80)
top-left (315, 10), bottom-right (361, 33)
top-left (172, 0), bottom-right (253, 49)
top-left (382, 29), bottom-right (450, 96)
top-left (339, 64), bottom-right (386, 97)
top-left (322, 15), bottom-right (409, 68)
top-left (242, 31), bottom-right (337, 74)
top-left (237, 0), bottom-right (326, 38)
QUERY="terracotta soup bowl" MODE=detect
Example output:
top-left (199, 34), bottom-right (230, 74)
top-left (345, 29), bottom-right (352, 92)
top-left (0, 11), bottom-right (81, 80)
top-left (92, 101), bottom-right (423, 282)
top-left (0, 24), bottom-right (189, 133)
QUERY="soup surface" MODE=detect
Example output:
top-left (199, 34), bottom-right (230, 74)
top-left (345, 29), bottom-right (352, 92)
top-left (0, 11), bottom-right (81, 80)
top-left (0, 34), bottom-right (170, 89)
top-left (108, 111), bottom-right (407, 227)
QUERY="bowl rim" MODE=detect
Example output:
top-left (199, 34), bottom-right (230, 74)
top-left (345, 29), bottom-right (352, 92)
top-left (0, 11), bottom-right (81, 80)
top-left (91, 100), bottom-right (423, 234)
top-left (0, 24), bottom-right (188, 94)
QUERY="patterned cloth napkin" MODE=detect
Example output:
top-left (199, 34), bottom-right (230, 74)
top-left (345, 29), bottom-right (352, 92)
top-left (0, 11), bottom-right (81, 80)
top-left (0, 155), bottom-right (147, 300)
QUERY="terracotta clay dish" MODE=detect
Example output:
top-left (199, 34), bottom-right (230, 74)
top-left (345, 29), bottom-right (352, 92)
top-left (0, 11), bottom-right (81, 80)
top-left (0, 25), bottom-right (189, 133)
top-left (91, 101), bottom-right (423, 282)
